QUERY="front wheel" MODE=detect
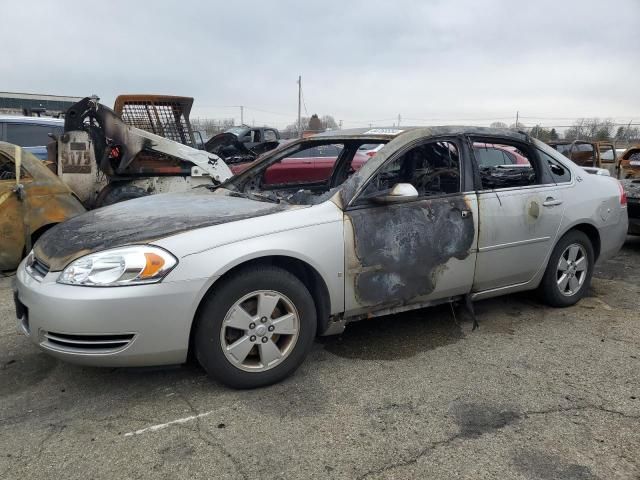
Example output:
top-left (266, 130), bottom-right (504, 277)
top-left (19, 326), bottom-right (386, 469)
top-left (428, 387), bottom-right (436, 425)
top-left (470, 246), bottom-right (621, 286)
top-left (194, 266), bottom-right (316, 388)
top-left (538, 230), bottom-right (594, 307)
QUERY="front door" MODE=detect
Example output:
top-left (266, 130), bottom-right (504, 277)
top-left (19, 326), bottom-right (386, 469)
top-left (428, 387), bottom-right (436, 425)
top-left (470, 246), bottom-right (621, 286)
top-left (470, 138), bottom-right (567, 292)
top-left (0, 148), bottom-right (26, 270)
top-left (343, 138), bottom-right (478, 316)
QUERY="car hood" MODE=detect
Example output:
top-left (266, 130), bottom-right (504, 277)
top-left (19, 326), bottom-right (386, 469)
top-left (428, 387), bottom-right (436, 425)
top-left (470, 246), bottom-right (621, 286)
top-left (34, 190), bottom-right (292, 271)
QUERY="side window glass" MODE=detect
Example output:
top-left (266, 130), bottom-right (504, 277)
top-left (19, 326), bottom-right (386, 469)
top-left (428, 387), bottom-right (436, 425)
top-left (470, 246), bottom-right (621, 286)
top-left (473, 141), bottom-right (537, 189)
top-left (361, 141), bottom-right (460, 198)
top-left (6, 124), bottom-right (55, 147)
top-left (538, 149), bottom-right (571, 183)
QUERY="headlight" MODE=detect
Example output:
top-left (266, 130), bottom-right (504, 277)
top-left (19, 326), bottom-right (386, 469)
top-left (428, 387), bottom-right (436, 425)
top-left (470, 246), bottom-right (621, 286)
top-left (57, 246), bottom-right (177, 286)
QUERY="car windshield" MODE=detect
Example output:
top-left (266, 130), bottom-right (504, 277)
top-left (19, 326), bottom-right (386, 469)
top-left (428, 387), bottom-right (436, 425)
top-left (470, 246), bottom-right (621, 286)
top-left (225, 127), bottom-right (248, 136)
top-left (217, 138), bottom-right (389, 206)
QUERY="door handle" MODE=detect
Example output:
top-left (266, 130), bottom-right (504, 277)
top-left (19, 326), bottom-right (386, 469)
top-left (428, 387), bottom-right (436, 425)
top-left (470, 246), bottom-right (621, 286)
top-left (461, 209), bottom-right (471, 218)
top-left (543, 197), bottom-right (562, 207)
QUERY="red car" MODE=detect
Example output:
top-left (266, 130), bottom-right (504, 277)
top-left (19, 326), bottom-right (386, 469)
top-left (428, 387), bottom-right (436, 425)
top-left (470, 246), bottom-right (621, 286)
top-left (231, 144), bottom-right (371, 186)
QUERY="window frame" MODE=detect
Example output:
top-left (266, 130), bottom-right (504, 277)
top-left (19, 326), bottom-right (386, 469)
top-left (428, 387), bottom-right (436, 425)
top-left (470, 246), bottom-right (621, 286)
top-left (348, 136), bottom-right (467, 210)
top-left (467, 135), bottom-right (552, 193)
top-left (535, 147), bottom-right (573, 185)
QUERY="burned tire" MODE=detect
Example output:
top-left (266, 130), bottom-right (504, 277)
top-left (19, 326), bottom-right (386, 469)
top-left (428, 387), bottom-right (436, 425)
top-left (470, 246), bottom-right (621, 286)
top-left (538, 230), bottom-right (594, 307)
top-left (194, 266), bottom-right (316, 389)
top-left (98, 185), bottom-right (149, 207)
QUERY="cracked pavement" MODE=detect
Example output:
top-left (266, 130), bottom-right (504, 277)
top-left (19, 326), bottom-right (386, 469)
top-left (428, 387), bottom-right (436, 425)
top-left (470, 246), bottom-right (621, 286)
top-left (0, 237), bottom-right (639, 479)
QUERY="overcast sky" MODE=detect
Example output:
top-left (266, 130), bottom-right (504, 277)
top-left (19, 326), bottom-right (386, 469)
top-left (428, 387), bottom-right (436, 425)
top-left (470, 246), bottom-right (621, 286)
top-left (2, 0), bottom-right (639, 129)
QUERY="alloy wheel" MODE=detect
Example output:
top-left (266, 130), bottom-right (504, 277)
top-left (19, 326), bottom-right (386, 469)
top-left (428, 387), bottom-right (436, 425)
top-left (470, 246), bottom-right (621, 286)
top-left (556, 243), bottom-right (588, 296)
top-left (219, 290), bottom-right (300, 372)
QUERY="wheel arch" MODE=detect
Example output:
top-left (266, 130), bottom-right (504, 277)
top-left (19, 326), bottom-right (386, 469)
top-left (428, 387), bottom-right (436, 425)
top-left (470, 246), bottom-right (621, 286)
top-left (561, 222), bottom-right (601, 261)
top-left (187, 254), bottom-right (333, 360)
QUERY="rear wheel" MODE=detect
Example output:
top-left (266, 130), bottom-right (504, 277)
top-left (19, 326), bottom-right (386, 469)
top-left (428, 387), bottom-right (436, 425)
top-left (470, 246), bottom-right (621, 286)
top-left (538, 230), bottom-right (594, 307)
top-left (194, 266), bottom-right (316, 388)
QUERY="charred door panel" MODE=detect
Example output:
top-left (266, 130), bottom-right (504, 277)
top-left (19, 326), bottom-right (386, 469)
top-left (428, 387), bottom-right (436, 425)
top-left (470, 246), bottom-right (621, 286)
top-left (344, 194), bottom-right (478, 315)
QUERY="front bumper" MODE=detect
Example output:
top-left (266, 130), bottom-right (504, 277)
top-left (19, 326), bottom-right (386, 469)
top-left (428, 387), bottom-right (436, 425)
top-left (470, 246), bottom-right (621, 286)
top-left (14, 263), bottom-right (210, 367)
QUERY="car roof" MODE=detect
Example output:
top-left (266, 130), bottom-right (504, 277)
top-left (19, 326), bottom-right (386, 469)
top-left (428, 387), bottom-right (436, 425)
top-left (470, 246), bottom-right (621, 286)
top-left (311, 126), bottom-right (529, 142)
top-left (0, 115), bottom-right (64, 125)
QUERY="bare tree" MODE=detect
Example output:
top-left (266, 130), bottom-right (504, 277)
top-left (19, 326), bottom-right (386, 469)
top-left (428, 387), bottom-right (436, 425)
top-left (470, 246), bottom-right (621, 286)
top-left (490, 121), bottom-right (508, 128)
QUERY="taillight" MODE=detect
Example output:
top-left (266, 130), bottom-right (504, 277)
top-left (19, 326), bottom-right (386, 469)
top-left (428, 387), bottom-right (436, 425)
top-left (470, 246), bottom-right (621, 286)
top-left (618, 180), bottom-right (627, 206)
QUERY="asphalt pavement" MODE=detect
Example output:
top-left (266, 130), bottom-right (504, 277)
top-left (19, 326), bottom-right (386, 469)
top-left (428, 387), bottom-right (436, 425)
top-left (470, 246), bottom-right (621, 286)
top-left (1, 237), bottom-right (639, 479)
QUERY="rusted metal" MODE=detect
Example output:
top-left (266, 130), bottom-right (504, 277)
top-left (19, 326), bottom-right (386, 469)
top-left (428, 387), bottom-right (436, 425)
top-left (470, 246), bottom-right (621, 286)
top-left (0, 143), bottom-right (85, 270)
top-left (547, 140), bottom-right (617, 171)
top-left (113, 94), bottom-right (196, 147)
top-left (618, 146), bottom-right (640, 180)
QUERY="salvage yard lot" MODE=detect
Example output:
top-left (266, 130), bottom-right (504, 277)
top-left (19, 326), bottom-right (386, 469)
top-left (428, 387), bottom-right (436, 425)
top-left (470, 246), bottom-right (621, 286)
top-left (1, 238), bottom-right (638, 480)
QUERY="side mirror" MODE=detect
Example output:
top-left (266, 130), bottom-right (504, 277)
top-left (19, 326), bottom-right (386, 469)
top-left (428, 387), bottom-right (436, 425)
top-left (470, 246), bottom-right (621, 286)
top-left (370, 183), bottom-right (419, 204)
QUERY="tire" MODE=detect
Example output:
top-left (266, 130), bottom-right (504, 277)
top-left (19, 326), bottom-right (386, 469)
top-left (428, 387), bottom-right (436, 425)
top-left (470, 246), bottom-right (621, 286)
top-left (194, 266), bottom-right (317, 388)
top-left (98, 185), bottom-right (149, 207)
top-left (538, 230), bottom-right (595, 307)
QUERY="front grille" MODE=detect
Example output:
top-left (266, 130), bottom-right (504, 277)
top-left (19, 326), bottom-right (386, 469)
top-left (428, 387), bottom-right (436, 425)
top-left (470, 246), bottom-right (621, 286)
top-left (43, 332), bottom-right (135, 353)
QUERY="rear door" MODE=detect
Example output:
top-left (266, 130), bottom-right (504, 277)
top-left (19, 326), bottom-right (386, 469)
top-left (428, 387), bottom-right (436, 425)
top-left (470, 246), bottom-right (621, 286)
top-left (343, 137), bottom-right (478, 315)
top-left (471, 137), bottom-right (567, 292)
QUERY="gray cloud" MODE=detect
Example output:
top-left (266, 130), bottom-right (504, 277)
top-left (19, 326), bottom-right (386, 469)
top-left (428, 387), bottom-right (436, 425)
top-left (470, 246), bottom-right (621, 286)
top-left (2, 0), bottom-right (639, 128)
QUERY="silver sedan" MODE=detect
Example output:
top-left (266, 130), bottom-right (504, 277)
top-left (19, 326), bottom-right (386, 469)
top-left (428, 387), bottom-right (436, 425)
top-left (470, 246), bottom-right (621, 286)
top-left (14, 127), bottom-right (628, 388)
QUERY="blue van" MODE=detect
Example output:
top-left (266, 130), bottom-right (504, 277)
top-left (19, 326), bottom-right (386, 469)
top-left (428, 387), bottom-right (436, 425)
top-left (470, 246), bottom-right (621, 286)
top-left (0, 116), bottom-right (64, 160)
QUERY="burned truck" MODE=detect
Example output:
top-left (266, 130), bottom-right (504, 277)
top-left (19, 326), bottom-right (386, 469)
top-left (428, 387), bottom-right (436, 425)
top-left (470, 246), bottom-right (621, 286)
top-left (50, 95), bottom-right (233, 208)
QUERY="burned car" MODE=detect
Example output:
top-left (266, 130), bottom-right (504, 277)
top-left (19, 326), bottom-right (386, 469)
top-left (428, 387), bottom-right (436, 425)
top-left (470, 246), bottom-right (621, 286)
top-left (205, 126), bottom-right (282, 165)
top-left (0, 143), bottom-right (85, 271)
top-left (14, 127), bottom-right (627, 388)
top-left (618, 146), bottom-right (640, 234)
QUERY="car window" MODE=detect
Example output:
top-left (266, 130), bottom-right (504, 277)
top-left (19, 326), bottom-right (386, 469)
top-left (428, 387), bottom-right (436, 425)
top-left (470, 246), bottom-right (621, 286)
top-left (537, 149), bottom-right (571, 184)
top-left (599, 145), bottom-right (615, 164)
top-left (472, 141), bottom-right (537, 190)
top-left (264, 130), bottom-right (277, 142)
top-left (473, 145), bottom-right (515, 167)
top-left (0, 151), bottom-right (30, 181)
top-left (5, 123), bottom-right (60, 147)
top-left (360, 141), bottom-right (460, 199)
top-left (263, 143), bottom-right (344, 186)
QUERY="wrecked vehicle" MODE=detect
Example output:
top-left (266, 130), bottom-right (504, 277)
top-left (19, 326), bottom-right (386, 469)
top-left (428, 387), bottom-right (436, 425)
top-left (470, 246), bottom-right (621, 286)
top-left (14, 126), bottom-right (627, 388)
top-left (51, 96), bottom-right (232, 207)
top-left (618, 146), bottom-right (640, 234)
top-left (0, 143), bottom-right (85, 270)
top-left (205, 125), bottom-right (282, 165)
top-left (548, 140), bottom-right (618, 175)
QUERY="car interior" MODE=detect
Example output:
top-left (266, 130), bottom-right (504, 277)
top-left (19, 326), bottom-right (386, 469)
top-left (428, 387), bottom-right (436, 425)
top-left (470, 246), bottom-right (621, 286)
top-left (472, 140), bottom-right (537, 189)
top-left (227, 138), bottom-right (390, 205)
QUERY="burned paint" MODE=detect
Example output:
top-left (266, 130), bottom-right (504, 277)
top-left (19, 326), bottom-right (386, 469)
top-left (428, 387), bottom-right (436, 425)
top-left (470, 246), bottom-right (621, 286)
top-left (34, 190), bottom-right (293, 271)
top-left (0, 143), bottom-right (86, 270)
top-left (346, 195), bottom-right (475, 307)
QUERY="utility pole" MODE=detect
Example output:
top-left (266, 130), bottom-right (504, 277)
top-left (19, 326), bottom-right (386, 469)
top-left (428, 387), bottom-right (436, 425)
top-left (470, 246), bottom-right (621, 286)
top-left (397, 114), bottom-right (401, 127)
top-left (240, 106), bottom-right (244, 125)
top-left (339, 120), bottom-right (343, 129)
top-left (515, 111), bottom-right (519, 128)
top-left (297, 76), bottom-right (302, 138)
